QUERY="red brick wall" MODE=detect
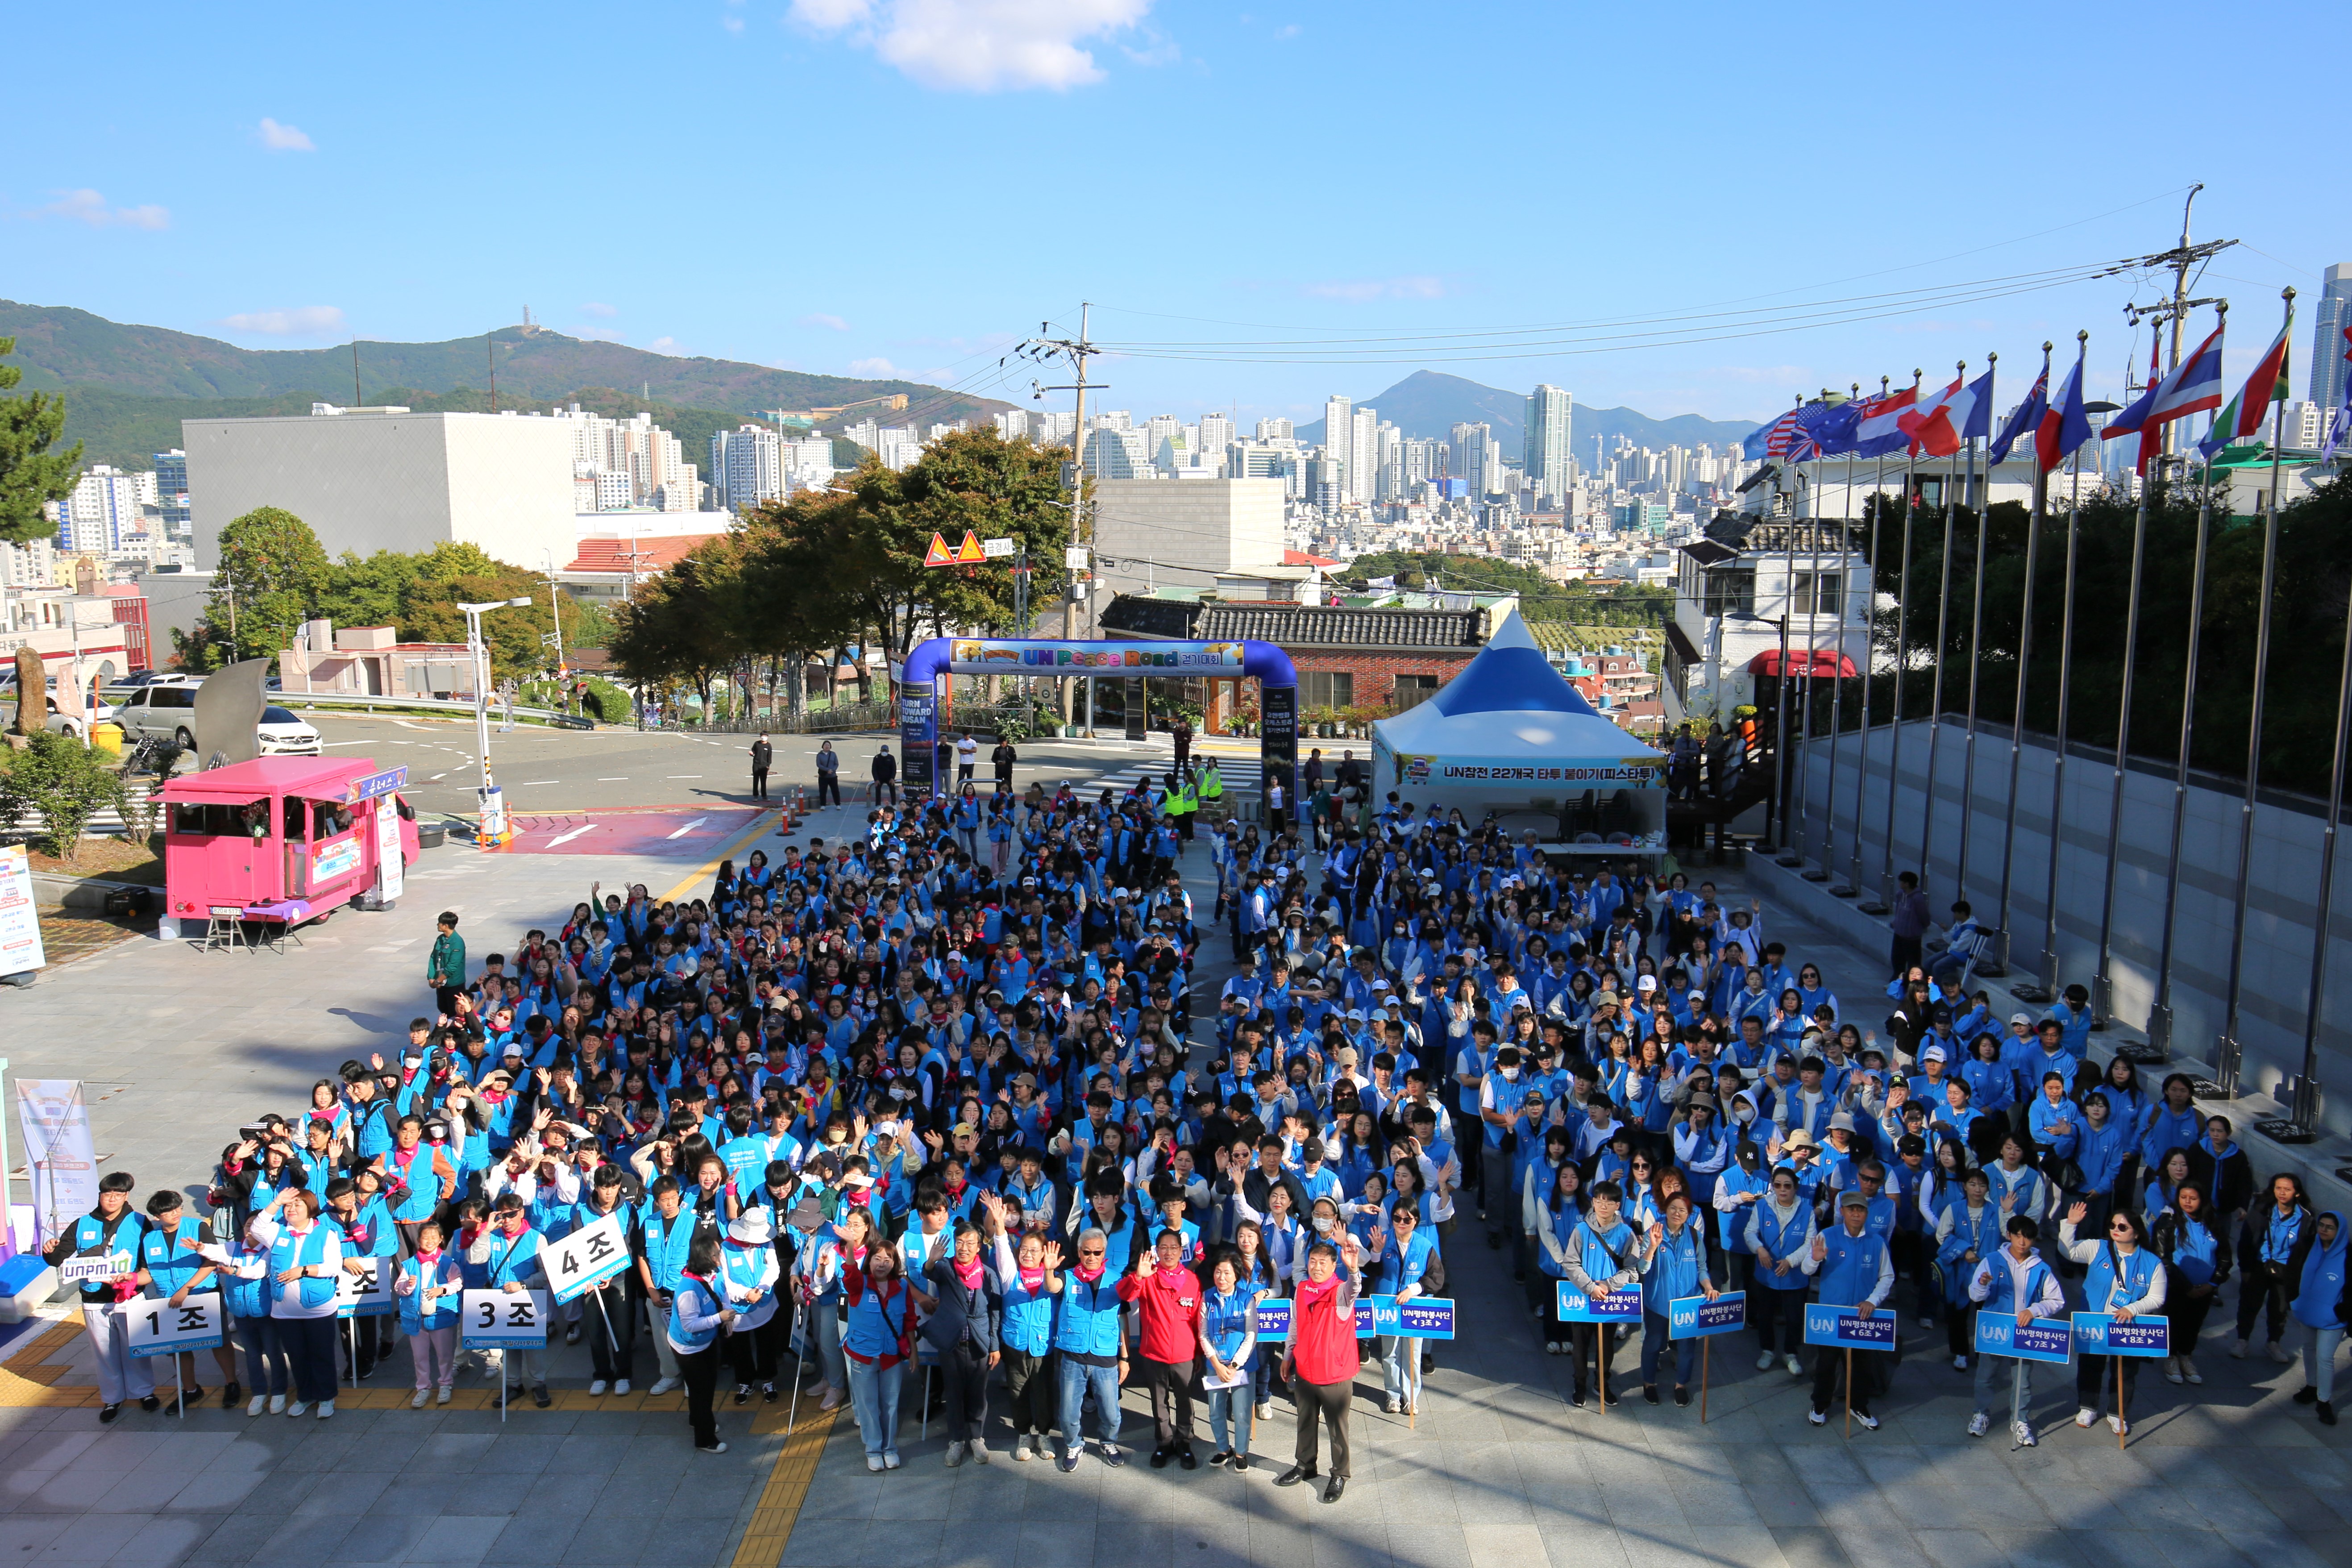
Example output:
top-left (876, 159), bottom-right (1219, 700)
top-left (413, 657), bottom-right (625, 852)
top-left (1203, 649), bottom-right (1476, 729)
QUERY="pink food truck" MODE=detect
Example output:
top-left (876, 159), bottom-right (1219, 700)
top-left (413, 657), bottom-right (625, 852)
top-left (159, 757), bottom-right (422, 941)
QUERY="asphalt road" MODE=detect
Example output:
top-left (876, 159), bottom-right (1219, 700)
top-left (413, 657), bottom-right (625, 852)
top-left (302, 712), bottom-right (1198, 819)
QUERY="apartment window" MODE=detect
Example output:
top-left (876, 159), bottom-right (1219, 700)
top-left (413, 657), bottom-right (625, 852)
top-left (1703, 566), bottom-right (1755, 615)
top-left (1300, 670), bottom-right (1354, 712)
top-left (1390, 674), bottom-right (1440, 712)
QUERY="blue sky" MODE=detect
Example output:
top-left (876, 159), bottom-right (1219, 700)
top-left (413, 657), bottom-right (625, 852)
top-left (7, 0), bottom-right (2346, 431)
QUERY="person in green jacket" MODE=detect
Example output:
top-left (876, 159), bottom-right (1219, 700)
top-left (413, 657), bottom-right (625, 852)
top-left (427, 911), bottom-right (466, 1017)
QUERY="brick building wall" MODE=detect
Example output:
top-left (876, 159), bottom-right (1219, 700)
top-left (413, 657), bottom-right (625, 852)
top-left (1206, 649), bottom-right (1475, 728)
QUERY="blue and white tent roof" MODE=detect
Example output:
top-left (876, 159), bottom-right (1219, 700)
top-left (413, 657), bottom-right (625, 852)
top-left (1374, 610), bottom-right (1664, 763)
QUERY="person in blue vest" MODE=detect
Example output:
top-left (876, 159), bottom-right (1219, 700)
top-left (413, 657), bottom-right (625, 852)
top-left (1372, 1203), bottom-right (1439, 1414)
top-left (42, 1169), bottom-right (154, 1421)
top-left (136, 1189), bottom-right (233, 1411)
top-left (2235, 1173), bottom-right (2316, 1364)
top-left (1637, 1190), bottom-right (1716, 1407)
top-left (1051, 1224), bottom-right (1129, 1472)
top-left (1806, 1188), bottom-right (1893, 1429)
top-left (639, 1175), bottom-right (700, 1398)
top-left (1965, 1214), bottom-right (2065, 1443)
top-left (2150, 1179), bottom-right (2226, 1387)
top-left (719, 1208), bottom-right (783, 1404)
top-left (469, 1192), bottom-right (550, 1406)
top-left (1745, 1167), bottom-right (1814, 1378)
top-left (1200, 1247), bottom-right (1261, 1468)
top-left (666, 1234), bottom-right (734, 1455)
top-left (247, 1186), bottom-right (346, 1418)
top-left (841, 1233), bottom-right (918, 1470)
top-left (577, 1166), bottom-right (640, 1397)
top-left (985, 1200), bottom-right (1062, 1461)
top-left (1558, 1179), bottom-right (1640, 1409)
top-left (1935, 1168), bottom-right (2003, 1371)
top-left (218, 1219), bottom-right (286, 1416)
top-left (2058, 1201), bottom-right (2166, 1435)
top-left (393, 1216), bottom-right (464, 1407)
top-left (2286, 1210), bottom-right (2349, 1425)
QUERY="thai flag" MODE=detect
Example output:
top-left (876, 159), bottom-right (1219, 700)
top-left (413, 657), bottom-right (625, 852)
top-left (2036, 345), bottom-right (2093, 476)
top-left (2102, 321), bottom-right (2227, 473)
top-left (1989, 359), bottom-right (2048, 466)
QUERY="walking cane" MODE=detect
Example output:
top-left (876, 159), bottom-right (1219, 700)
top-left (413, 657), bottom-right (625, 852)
top-left (784, 1290), bottom-right (801, 1438)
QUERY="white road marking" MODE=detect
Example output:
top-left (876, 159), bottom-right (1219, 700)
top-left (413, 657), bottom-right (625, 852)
top-left (546, 824), bottom-right (598, 848)
top-left (393, 721), bottom-right (431, 731)
top-left (597, 777), bottom-right (629, 782)
top-left (665, 816), bottom-right (710, 840)
top-left (666, 775), bottom-right (702, 779)
top-left (519, 780), bottom-right (561, 786)
top-left (320, 740), bottom-right (373, 748)
top-left (429, 772), bottom-right (449, 781)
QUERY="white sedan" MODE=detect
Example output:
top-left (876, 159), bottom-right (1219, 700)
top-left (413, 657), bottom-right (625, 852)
top-left (257, 705), bottom-right (322, 755)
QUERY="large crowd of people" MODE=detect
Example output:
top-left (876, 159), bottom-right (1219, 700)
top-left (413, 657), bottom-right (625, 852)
top-left (40, 759), bottom-right (2352, 1486)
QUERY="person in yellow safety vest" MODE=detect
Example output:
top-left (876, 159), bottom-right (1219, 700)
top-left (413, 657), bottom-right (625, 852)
top-left (1195, 759), bottom-right (1225, 818)
top-left (1167, 774), bottom-right (1198, 841)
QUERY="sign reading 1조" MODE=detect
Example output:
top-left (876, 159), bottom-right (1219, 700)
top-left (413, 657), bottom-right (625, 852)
top-left (2072, 1312), bottom-right (2168, 1357)
top-left (1802, 1303), bottom-right (1897, 1350)
top-left (1974, 1313), bottom-right (2075, 1364)
top-left (1555, 1283), bottom-right (1641, 1323)
top-left (128, 1293), bottom-right (226, 1356)
top-left (1667, 1291), bottom-right (1746, 1339)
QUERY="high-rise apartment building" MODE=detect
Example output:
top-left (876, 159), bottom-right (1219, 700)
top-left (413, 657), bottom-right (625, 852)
top-left (1451, 421), bottom-right (1497, 496)
top-left (2311, 264), bottom-right (2352, 423)
top-left (49, 465), bottom-right (157, 554)
top-left (1350, 408), bottom-right (1380, 503)
top-left (1255, 416), bottom-right (1293, 441)
top-left (558, 404), bottom-right (698, 511)
top-left (712, 424), bottom-right (786, 512)
top-left (1198, 412), bottom-right (1233, 460)
top-left (1321, 396), bottom-right (1352, 497)
top-left (1525, 384), bottom-right (1573, 503)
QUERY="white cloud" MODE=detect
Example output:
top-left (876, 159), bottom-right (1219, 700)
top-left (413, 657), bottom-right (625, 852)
top-left (722, 13), bottom-right (745, 30)
top-left (1304, 275), bottom-right (1445, 304)
top-left (788, 0), bottom-right (1153, 91)
top-left (649, 336), bottom-right (685, 354)
top-left (573, 327), bottom-right (628, 343)
top-left (582, 302), bottom-right (618, 318)
top-left (1273, 22), bottom-right (1300, 38)
top-left (218, 305), bottom-right (346, 337)
top-left (800, 312), bottom-right (850, 331)
top-left (848, 357), bottom-right (898, 377)
top-left (258, 118), bottom-right (315, 152)
top-left (37, 189), bottom-right (170, 230)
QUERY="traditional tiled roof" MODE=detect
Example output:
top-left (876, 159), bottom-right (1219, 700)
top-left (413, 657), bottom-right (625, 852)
top-left (1098, 595), bottom-right (1484, 650)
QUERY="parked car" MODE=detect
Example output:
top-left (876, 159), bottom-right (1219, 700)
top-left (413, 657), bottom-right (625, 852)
top-left (115, 686), bottom-right (322, 755)
top-left (45, 701), bottom-right (118, 740)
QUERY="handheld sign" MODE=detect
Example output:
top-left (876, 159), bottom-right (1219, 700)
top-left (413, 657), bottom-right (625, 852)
top-left (1556, 1282), bottom-right (1641, 1323)
top-left (461, 1288), bottom-right (551, 1351)
top-left (1393, 1298), bottom-right (1455, 1339)
top-left (127, 1293), bottom-right (226, 1357)
top-left (1251, 1298), bottom-right (1291, 1341)
top-left (58, 1253), bottom-right (134, 1288)
top-left (2073, 1313), bottom-right (2168, 1358)
top-left (1802, 1303), bottom-right (1896, 1350)
top-left (1973, 1313), bottom-right (2074, 1365)
top-left (1668, 1291), bottom-right (1746, 1339)
top-left (543, 1213), bottom-right (631, 1305)
top-left (335, 1256), bottom-right (395, 1318)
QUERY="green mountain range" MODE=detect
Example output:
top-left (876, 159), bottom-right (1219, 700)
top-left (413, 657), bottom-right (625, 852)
top-left (0, 300), bottom-right (1014, 470)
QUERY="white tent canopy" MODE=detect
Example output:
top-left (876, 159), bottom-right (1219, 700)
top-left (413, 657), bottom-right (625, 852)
top-left (1369, 611), bottom-right (1667, 844)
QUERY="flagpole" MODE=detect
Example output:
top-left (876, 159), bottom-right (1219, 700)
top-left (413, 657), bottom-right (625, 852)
top-left (1846, 385), bottom-right (1884, 906)
top-left (1921, 361), bottom-right (1964, 901)
top-left (2148, 393), bottom-right (2220, 1063)
top-left (2219, 287), bottom-right (2297, 1099)
top-left (1823, 444), bottom-right (1857, 894)
top-left (1995, 344), bottom-right (2056, 955)
top-left (2294, 486), bottom-right (2351, 1134)
top-left (1957, 355), bottom-right (1991, 922)
top-left (2029, 333), bottom-right (2091, 1005)
top-left (2090, 419), bottom-right (2160, 1034)
top-left (1798, 478), bottom-right (1827, 881)
top-left (1879, 370), bottom-right (1923, 909)
top-left (1770, 395), bottom-right (1803, 859)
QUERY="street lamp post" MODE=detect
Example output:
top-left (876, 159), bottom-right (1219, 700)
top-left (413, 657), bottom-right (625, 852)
top-left (459, 597), bottom-right (533, 844)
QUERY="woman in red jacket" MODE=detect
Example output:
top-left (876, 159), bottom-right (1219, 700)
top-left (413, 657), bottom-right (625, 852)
top-left (1276, 1232), bottom-right (1362, 1503)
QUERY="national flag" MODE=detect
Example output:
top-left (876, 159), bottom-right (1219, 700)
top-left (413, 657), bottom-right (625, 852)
top-left (1854, 383), bottom-right (1921, 458)
top-left (1742, 407), bottom-right (1803, 462)
top-left (2325, 326), bottom-right (2352, 465)
top-left (1989, 358), bottom-right (2048, 466)
top-left (2217, 308), bottom-right (2295, 445)
top-left (2036, 344), bottom-right (2092, 475)
top-left (1898, 370), bottom-right (1992, 458)
top-left (2102, 320), bottom-right (2227, 474)
top-left (1808, 397), bottom-right (1866, 457)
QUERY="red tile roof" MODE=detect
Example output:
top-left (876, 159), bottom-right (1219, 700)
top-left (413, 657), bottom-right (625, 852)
top-left (1283, 549), bottom-right (1341, 567)
top-left (564, 535), bottom-right (720, 575)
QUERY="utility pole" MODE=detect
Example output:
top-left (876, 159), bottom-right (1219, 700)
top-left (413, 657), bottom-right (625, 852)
top-left (1017, 304), bottom-right (1106, 725)
top-left (2106, 184), bottom-right (2235, 474)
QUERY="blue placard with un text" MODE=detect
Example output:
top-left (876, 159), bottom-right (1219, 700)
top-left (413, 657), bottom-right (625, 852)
top-left (1556, 1282), bottom-right (1641, 1323)
top-left (1667, 1291), bottom-right (1746, 1339)
top-left (1974, 1312), bottom-right (2074, 1365)
top-left (1394, 1298), bottom-right (1454, 1339)
top-left (1803, 1302), bottom-right (1896, 1350)
top-left (2072, 1312), bottom-right (2168, 1358)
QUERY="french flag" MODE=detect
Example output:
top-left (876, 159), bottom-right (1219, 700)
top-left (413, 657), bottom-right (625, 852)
top-left (1898, 369), bottom-right (1995, 458)
top-left (2102, 321), bottom-right (2227, 473)
top-left (2036, 345), bottom-right (2093, 476)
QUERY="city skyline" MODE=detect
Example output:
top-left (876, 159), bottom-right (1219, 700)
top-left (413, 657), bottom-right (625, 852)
top-left (3, 2), bottom-right (2344, 428)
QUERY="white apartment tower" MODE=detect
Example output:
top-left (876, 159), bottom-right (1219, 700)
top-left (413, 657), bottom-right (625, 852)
top-left (1322, 395), bottom-right (1352, 496)
top-left (1525, 384), bottom-right (1573, 503)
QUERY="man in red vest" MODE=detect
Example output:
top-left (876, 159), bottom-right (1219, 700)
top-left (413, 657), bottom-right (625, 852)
top-left (1118, 1227), bottom-right (1205, 1469)
top-left (1277, 1231), bottom-right (1363, 1503)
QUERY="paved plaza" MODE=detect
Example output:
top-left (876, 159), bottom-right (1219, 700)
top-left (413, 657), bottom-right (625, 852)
top-left (3, 798), bottom-right (2349, 1568)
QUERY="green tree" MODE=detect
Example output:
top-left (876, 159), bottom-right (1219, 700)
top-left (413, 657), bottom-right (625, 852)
top-left (0, 732), bottom-right (126, 865)
top-left (0, 337), bottom-right (82, 547)
top-left (608, 543), bottom-right (736, 715)
top-left (203, 507), bottom-right (333, 664)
